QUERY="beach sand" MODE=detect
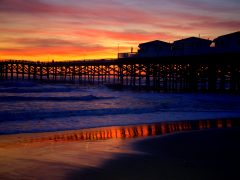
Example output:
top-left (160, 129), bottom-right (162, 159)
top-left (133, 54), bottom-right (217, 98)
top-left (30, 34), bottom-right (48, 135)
top-left (0, 130), bottom-right (137, 180)
top-left (73, 128), bottom-right (240, 180)
top-left (0, 124), bottom-right (240, 179)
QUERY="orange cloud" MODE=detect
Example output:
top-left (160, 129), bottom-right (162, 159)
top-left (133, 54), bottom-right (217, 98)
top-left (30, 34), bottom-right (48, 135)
top-left (74, 29), bottom-right (177, 42)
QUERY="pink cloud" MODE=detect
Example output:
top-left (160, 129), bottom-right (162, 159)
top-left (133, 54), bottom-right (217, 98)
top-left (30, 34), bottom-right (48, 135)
top-left (73, 28), bottom-right (178, 42)
top-left (0, 0), bottom-right (78, 15)
top-left (191, 20), bottom-right (240, 29)
top-left (0, 0), bottom-right (150, 24)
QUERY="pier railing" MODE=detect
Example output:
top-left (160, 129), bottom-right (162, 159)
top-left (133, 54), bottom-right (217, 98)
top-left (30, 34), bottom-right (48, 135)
top-left (0, 53), bottom-right (240, 92)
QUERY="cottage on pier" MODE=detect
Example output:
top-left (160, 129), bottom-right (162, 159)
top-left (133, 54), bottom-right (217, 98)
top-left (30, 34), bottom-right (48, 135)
top-left (173, 37), bottom-right (212, 56)
top-left (213, 31), bottom-right (240, 54)
top-left (138, 40), bottom-right (172, 57)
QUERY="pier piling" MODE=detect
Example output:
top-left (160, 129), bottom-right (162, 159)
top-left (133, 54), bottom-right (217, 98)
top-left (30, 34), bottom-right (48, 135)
top-left (1, 53), bottom-right (239, 92)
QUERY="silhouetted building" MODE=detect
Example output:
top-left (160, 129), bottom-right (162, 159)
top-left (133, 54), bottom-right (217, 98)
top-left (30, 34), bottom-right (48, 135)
top-left (173, 37), bottom-right (212, 56)
top-left (213, 31), bottom-right (240, 54)
top-left (138, 40), bottom-right (172, 57)
top-left (118, 31), bottom-right (240, 59)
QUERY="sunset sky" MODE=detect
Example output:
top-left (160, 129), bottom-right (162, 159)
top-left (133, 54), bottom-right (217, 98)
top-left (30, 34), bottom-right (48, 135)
top-left (1, 0), bottom-right (240, 61)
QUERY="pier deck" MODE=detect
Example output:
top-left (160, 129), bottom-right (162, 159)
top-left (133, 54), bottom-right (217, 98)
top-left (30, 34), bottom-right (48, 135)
top-left (0, 53), bottom-right (240, 92)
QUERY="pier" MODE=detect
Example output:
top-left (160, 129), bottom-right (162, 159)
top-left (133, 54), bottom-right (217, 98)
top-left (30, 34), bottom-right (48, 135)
top-left (0, 53), bottom-right (240, 92)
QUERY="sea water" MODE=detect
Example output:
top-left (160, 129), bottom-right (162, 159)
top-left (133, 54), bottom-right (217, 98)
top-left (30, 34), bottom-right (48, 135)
top-left (0, 80), bottom-right (240, 134)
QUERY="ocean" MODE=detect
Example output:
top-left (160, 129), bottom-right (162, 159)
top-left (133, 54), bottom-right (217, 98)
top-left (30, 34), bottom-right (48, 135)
top-left (0, 80), bottom-right (240, 135)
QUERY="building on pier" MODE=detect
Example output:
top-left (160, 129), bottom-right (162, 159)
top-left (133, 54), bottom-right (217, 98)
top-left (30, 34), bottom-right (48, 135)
top-left (118, 31), bottom-right (240, 59)
top-left (213, 31), bottom-right (240, 54)
top-left (172, 37), bottom-right (212, 56)
top-left (137, 40), bottom-right (172, 57)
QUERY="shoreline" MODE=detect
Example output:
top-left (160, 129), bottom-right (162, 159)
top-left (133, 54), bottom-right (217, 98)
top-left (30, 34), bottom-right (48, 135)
top-left (0, 133), bottom-right (137, 180)
top-left (0, 119), bottom-right (240, 179)
top-left (73, 127), bottom-right (240, 180)
top-left (0, 117), bottom-right (239, 139)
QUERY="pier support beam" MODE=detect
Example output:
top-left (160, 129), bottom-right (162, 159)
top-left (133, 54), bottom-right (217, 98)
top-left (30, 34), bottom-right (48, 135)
top-left (189, 64), bottom-right (198, 91)
top-left (0, 55), bottom-right (240, 93)
top-left (208, 64), bottom-right (217, 92)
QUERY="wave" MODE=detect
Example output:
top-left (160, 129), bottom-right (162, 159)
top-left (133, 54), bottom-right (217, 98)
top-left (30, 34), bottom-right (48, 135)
top-left (1, 111), bottom-right (240, 135)
top-left (0, 95), bottom-right (115, 102)
top-left (0, 87), bottom-right (74, 93)
top-left (0, 80), bottom-right (37, 87)
top-left (0, 106), bottom-right (238, 123)
top-left (0, 107), bottom-right (156, 122)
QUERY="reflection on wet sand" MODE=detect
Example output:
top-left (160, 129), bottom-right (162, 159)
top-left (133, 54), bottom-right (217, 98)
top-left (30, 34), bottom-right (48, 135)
top-left (0, 118), bottom-right (239, 180)
top-left (13, 118), bottom-right (240, 145)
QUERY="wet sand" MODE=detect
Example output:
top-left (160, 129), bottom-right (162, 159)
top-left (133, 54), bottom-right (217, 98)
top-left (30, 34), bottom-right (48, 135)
top-left (0, 131), bottom-right (137, 180)
top-left (73, 128), bottom-right (240, 180)
top-left (0, 121), bottom-right (240, 179)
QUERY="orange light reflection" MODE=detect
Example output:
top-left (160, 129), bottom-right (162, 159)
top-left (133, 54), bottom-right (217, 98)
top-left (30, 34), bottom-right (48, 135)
top-left (15, 118), bottom-right (239, 146)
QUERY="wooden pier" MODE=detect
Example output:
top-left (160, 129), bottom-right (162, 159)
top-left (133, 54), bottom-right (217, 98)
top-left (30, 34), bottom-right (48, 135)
top-left (0, 53), bottom-right (240, 92)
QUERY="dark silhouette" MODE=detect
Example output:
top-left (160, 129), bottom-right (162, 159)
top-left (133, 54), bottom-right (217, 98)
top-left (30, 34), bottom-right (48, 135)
top-left (138, 40), bottom-right (172, 57)
top-left (0, 31), bottom-right (240, 92)
top-left (119, 31), bottom-right (240, 58)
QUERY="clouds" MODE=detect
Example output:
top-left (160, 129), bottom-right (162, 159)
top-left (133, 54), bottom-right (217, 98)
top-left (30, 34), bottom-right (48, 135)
top-left (0, 0), bottom-right (77, 15)
top-left (0, 0), bottom-right (239, 61)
